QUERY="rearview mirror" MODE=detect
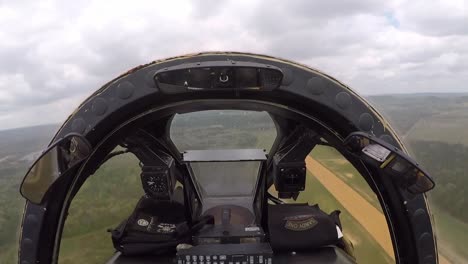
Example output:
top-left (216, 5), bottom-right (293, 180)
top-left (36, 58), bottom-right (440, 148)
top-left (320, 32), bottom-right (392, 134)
top-left (343, 132), bottom-right (435, 194)
top-left (20, 134), bottom-right (92, 204)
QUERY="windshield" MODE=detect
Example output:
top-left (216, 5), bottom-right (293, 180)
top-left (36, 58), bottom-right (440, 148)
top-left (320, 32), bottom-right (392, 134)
top-left (170, 110), bottom-right (277, 152)
top-left (171, 111), bottom-right (274, 213)
top-left (190, 161), bottom-right (260, 198)
top-left (184, 149), bottom-right (267, 214)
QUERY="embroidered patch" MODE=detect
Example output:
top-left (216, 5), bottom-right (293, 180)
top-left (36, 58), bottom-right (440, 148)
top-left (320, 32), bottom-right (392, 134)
top-left (137, 219), bottom-right (149, 227)
top-left (156, 223), bottom-right (176, 234)
top-left (284, 214), bottom-right (318, 231)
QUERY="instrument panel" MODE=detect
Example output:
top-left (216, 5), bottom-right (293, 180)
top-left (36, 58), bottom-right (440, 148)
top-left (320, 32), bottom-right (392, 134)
top-left (176, 243), bottom-right (273, 264)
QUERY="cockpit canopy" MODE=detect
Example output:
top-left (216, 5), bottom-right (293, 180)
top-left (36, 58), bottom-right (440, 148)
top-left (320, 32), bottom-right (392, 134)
top-left (17, 53), bottom-right (438, 264)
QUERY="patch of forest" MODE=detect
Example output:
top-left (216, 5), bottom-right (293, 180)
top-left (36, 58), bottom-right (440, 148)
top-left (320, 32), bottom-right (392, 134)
top-left (409, 140), bottom-right (468, 222)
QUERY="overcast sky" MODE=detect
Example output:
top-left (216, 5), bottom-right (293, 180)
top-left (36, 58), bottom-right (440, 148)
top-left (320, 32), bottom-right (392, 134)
top-left (0, 0), bottom-right (467, 130)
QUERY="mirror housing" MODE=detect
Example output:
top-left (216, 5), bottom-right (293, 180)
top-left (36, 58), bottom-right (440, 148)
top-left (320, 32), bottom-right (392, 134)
top-left (154, 61), bottom-right (283, 93)
top-left (20, 134), bottom-right (92, 204)
top-left (343, 131), bottom-right (435, 194)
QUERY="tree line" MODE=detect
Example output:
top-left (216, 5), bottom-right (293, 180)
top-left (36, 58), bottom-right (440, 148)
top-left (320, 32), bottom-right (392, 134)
top-left (409, 140), bottom-right (468, 222)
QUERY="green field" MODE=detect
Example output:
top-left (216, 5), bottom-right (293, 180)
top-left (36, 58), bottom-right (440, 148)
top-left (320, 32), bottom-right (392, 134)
top-left (0, 166), bottom-right (28, 263)
top-left (368, 94), bottom-right (468, 146)
top-left (59, 153), bottom-right (144, 263)
top-left (311, 145), bottom-right (382, 212)
top-left (405, 111), bottom-right (468, 146)
top-left (431, 206), bottom-right (468, 262)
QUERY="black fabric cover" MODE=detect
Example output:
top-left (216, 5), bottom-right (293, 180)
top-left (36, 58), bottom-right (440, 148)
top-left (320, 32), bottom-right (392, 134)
top-left (111, 196), bottom-right (213, 256)
top-left (268, 203), bottom-right (341, 251)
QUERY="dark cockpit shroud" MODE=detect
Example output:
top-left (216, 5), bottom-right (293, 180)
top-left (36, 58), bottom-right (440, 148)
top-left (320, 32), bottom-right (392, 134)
top-left (18, 52), bottom-right (437, 264)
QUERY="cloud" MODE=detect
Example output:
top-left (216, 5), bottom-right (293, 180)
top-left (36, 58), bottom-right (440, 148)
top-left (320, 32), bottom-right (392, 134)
top-left (0, 0), bottom-right (467, 130)
top-left (393, 0), bottom-right (468, 36)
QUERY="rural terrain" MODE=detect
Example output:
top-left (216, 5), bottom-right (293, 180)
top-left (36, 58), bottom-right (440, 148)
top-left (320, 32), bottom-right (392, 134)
top-left (0, 94), bottom-right (467, 263)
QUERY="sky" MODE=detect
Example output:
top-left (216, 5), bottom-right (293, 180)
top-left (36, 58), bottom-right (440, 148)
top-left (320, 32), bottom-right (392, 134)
top-left (0, 0), bottom-right (467, 130)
